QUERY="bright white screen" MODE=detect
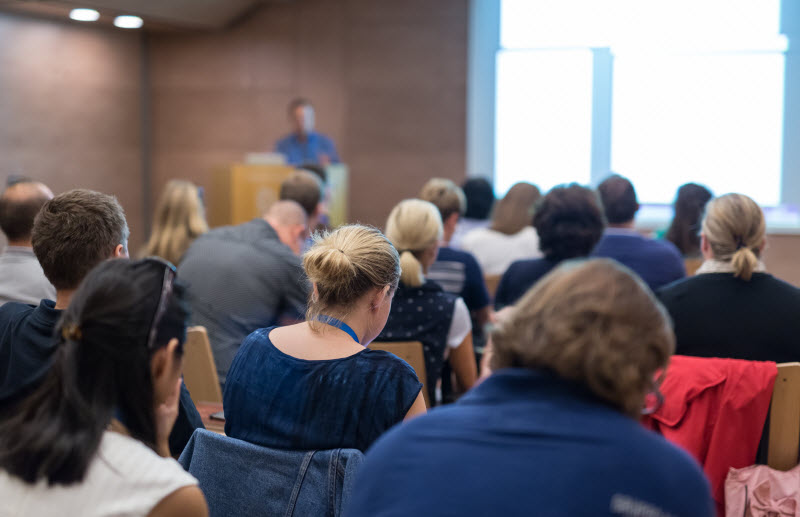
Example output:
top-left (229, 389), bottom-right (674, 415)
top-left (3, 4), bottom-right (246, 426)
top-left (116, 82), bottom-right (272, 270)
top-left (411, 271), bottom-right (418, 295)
top-left (611, 53), bottom-right (785, 206)
top-left (494, 50), bottom-right (593, 196)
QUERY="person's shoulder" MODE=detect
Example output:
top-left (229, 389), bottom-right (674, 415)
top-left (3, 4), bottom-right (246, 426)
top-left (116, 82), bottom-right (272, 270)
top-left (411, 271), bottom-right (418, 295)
top-left (753, 273), bottom-right (800, 300)
top-left (0, 301), bottom-right (37, 325)
top-left (100, 431), bottom-right (197, 486)
top-left (437, 246), bottom-right (472, 264)
top-left (630, 425), bottom-right (710, 487)
top-left (362, 348), bottom-right (420, 378)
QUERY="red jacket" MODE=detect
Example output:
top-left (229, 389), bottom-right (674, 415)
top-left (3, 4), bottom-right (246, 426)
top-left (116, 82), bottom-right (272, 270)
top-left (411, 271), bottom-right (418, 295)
top-left (642, 356), bottom-right (777, 516)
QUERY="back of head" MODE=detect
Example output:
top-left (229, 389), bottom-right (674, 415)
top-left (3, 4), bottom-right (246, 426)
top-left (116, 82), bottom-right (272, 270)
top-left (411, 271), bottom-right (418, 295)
top-left (0, 181), bottom-right (53, 243)
top-left (419, 178), bottom-right (466, 222)
top-left (701, 193), bottom-right (765, 281)
top-left (32, 189), bottom-right (129, 291)
top-left (279, 171), bottom-right (323, 217)
top-left (491, 259), bottom-right (673, 418)
top-left (304, 225), bottom-right (400, 326)
top-left (144, 180), bottom-right (208, 265)
top-left (534, 184), bottom-right (606, 261)
top-left (0, 258), bottom-right (189, 485)
top-left (665, 183), bottom-right (713, 256)
top-left (491, 182), bottom-right (541, 235)
top-left (462, 178), bottom-right (495, 220)
top-left (597, 174), bottom-right (639, 225)
top-left (296, 164), bottom-right (328, 185)
top-left (384, 199), bottom-right (443, 287)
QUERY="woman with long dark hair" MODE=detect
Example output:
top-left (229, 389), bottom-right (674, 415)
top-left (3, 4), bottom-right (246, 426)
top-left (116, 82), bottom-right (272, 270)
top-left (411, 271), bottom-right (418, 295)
top-left (0, 259), bottom-right (207, 517)
top-left (665, 183), bottom-right (712, 257)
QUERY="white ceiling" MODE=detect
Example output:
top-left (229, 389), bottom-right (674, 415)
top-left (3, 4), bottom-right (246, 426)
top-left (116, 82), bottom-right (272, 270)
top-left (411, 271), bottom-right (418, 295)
top-left (0, 0), bottom-right (288, 29)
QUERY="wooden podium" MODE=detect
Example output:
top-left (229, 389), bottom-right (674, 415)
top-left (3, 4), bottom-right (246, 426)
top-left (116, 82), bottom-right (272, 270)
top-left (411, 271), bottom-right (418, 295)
top-left (208, 163), bottom-right (348, 229)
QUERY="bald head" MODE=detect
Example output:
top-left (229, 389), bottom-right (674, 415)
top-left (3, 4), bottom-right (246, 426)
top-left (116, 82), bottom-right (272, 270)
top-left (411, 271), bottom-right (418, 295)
top-left (265, 200), bottom-right (308, 255)
top-left (0, 181), bottom-right (54, 245)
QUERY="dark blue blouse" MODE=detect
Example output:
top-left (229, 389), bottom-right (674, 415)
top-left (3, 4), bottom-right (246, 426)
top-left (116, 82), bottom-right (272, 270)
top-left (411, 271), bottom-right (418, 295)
top-left (223, 326), bottom-right (422, 452)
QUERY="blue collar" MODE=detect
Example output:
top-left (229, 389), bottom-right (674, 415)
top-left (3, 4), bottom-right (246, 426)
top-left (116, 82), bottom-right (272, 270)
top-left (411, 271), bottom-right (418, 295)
top-left (316, 316), bottom-right (361, 345)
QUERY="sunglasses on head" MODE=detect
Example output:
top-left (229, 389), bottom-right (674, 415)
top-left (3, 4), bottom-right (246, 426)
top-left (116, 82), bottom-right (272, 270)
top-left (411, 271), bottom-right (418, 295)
top-left (141, 257), bottom-right (178, 351)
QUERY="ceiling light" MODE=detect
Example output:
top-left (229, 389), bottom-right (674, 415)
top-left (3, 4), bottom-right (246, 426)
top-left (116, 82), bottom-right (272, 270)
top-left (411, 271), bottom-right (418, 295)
top-left (113, 15), bottom-right (143, 29)
top-left (69, 8), bottom-right (100, 22)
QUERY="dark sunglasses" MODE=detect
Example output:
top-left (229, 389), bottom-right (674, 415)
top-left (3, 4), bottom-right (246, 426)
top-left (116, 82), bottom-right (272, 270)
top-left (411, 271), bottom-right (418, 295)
top-left (142, 257), bottom-right (178, 351)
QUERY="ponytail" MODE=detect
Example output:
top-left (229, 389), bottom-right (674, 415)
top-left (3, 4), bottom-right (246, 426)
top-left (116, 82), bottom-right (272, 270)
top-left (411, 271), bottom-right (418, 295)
top-left (731, 247), bottom-right (759, 281)
top-left (399, 250), bottom-right (425, 287)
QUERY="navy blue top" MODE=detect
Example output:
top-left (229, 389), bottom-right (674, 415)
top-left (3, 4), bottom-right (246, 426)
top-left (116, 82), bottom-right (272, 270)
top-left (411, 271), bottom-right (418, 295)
top-left (224, 326), bottom-right (422, 452)
top-left (591, 230), bottom-right (686, 291)
top-left (346, 369), bottom-right (713, 517)
top-left (274, 131), bottom-right (340, 166)
top-left (0, 300), bottom-right (204, 456)
top-left (494, 257), bottom-right (560, 309)
top-left (427, 247), bottom-right (489, 312)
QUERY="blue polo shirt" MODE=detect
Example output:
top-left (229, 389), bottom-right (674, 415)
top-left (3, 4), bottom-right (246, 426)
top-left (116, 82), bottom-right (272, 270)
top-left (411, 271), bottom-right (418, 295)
top-left (274, 131), bottom-right (340, 166)
top-left (591, 229), bottom-right (685, 291)
top-left (427, 247), bottom-right (489, 312)
top-left (346, 369), bottom-right (713, 517)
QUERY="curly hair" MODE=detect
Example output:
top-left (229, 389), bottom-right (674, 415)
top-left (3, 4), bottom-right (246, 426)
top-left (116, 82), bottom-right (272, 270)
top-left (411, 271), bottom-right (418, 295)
top-left (491, 259), bottom-right (674, 418)
top-left (533, 184), bottom-right (606, 261)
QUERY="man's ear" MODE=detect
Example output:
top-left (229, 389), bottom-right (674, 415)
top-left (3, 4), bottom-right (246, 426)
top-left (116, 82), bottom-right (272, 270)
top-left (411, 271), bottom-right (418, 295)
top-left (114, 243), bottom-right (128, 258)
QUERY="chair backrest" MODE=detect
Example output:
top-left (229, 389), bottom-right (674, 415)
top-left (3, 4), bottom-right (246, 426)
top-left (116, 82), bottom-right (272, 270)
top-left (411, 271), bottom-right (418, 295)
top-left (369, 341), bottom-right (429, 408)
top-left (767, 362), bottom-right (800, 470)
top-left (179, 429), bottom-right (363, 517)
top-left (184, 326), bottom-right (223, 404)
top-left (484, 274), bottom-right (502, 298)
top-left (684, 258), bottom-right (703, 276)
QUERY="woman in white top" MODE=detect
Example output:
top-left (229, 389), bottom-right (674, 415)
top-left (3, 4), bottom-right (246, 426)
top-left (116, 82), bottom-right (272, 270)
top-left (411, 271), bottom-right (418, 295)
top-left (0, 258), bottom-right (207, 517)
top-left (461, 182), bottom-right (543, 276)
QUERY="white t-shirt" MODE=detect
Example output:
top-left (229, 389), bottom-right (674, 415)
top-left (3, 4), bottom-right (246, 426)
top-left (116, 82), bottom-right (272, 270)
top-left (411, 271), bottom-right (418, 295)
top-left (446, 297), bottom-right (471, 349)
top-left (0, 431), bottom-right (197, 517)
top-left (460, 226), bottom-right (543, 276)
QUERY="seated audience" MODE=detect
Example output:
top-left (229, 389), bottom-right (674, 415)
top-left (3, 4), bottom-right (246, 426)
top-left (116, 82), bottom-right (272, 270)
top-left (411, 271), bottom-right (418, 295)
top-left (375, 199), bottom-right (477, 403)
top-left (421, 178), bottom-right (490, 340)
top-left (0, 189), bottom-right (202, 455)
top-left (449, 177), bottom-right (495, 249)
top-left (223, 225), bottom-right (425, 452)
top-left (0, 259), bottom-right (208, 517)
top-left (664, 183), bottom-right (713, 258)
top-left (495, 184), bottom-right (605, 309)
top-left (657, 193), bottom-right (800, 362)
top-left (279, 169), bottom-right (326, 231)
top-left (592, 174), bottom-right (685, 290)
top-left (179, 200), bottom-right (309, 386)
top-left (0, 180), bottom-right (55, 305)
top-left (142, 180), bottom-right (208, 265)
top-left (346, 259), bottom-right (713, 517)
top-left (461, 182), bottom-right (542, 276)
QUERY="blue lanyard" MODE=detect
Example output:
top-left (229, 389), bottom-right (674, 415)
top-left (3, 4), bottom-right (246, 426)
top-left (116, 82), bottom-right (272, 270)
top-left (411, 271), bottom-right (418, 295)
top-left (316, 315), bottom-right (361, 345)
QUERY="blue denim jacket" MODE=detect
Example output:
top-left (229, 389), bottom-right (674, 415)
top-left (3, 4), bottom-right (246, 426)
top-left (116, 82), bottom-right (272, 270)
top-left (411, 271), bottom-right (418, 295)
top-left (179, 429), bottom-right (363, 517)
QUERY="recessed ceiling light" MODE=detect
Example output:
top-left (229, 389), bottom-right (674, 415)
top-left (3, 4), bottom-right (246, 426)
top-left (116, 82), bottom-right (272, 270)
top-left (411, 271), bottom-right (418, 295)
top-left (69, 8), bottom-right (100, 22)
top-left (113, 15), bottom-right (143, 29)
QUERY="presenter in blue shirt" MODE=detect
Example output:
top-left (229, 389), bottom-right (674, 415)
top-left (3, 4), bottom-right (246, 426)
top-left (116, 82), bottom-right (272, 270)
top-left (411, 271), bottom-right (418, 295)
top-left (274, 98), bottom-right (340, 166)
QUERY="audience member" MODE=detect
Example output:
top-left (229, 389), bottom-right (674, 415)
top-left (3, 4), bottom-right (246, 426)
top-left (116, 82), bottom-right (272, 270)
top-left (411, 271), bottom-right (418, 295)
top-left (592, 174), bottom-right (685, 290)
top-left (279, 170), bottom-right (326, 232)
top-left (0, 189), bottom-right (203, 455)
top-left (657, 193), bottom-right (800, 362)
top-left (664, 183), bottom-right (713, 258)
top-left (461, 182), bottom-right (542, 276)
top-left (274, 98), bottom-right (340, 166)
top-left (346, 259), bottom-right (713, 517)
top-left (0, 180), bottom-right (55, 305)
top-left (142, 180), bottom-right (208, 265)
top-left (178, 200), bottom-right (309, 386)
top-left (420, 178), bottom-right (490, 336)
top-left (495, 184), bottom-right (605, 309)
top-left (375, 199), bottom-right (477, 404)
top-left (449, 177), bottom-right (495, 249)
top-left (223, 225), bottom-right (425, 452)
top-left (0, 259), bottom-right (208, 517)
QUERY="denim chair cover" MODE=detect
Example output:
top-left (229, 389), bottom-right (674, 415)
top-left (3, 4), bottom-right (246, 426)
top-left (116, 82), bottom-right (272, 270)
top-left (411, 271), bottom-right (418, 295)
top-left (179, 429), bottom-right (363, 517)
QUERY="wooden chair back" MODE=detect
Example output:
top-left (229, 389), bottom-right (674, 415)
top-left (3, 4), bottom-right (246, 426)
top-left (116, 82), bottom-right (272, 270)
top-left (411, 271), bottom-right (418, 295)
top-left (484, 274), bottom-right (502, 299)
top-left (767, 362), bottom-right (800, 470)
top-left (184, 326), bottom-right (223, 404)
top-left (370, 341), bottom-right (429, 408)
top-left (684, 258), bottom-right (703, 276)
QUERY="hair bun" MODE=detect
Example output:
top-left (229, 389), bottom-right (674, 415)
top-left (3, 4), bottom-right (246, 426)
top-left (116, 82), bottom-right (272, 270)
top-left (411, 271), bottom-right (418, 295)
top-left (304, 241), bottom-right (357, 292)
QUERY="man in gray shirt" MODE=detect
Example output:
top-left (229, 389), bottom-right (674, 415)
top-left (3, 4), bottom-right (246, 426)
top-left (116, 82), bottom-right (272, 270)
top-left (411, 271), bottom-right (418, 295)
top-left (0, 180), bottom-right (55, 306)
top-left (178, 201), bottom-right (310, 385)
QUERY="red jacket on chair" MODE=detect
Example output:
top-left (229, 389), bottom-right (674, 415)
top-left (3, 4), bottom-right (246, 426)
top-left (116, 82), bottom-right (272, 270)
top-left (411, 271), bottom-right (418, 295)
top-left (642, 355), bottom-right (777, 516)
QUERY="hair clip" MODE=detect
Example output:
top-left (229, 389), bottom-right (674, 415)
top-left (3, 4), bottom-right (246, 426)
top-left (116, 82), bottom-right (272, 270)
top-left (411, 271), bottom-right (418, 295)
top-left (61, 324), bottom-right (82, 341)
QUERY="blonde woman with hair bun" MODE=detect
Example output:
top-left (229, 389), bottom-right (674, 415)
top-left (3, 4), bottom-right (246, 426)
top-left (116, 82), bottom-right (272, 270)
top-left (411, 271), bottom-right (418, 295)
top-left (658, 193), bottom-right (800, 362)
top-left (142, 180), bottom-right (208, 265)
top-left (375, 199), bottom-right (477, 405)
top-left (223, 224), bottom-right (426, 453)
